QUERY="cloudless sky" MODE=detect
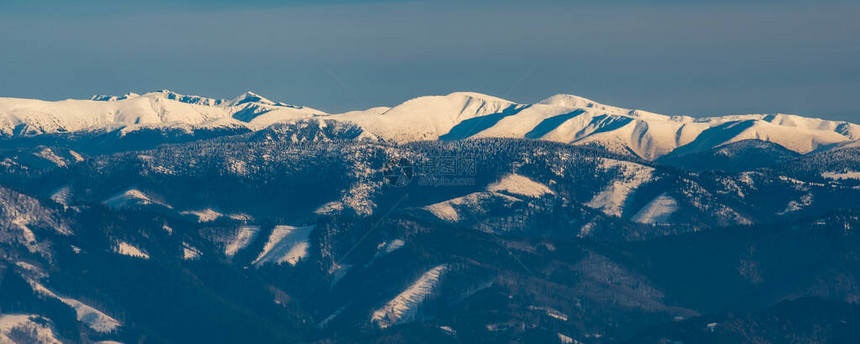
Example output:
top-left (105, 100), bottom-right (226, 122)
top-left (1, 0), bottom-right (858, 121)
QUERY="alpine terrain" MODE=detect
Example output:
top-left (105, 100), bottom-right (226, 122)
top-left (1, 90), bottom-right (859, 343)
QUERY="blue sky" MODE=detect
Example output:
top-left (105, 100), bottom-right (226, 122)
top-left (1, 0), bottom-right (858, 121)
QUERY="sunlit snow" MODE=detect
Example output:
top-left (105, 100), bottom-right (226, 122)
top-left (253, 225), bottom-right (315, 266)
top-left (631, 193), bottom-right (680, 224)
top-left (114, 241), bottom-right (149, 260)
top-left (224, 225), bottom-right (260, 258)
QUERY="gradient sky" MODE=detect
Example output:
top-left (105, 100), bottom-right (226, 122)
top-left (1, 0), bottom-right (858, 121)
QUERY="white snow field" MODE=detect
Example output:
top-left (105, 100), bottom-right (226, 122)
top-left (631, 193), bottom-right (681, 224)
top-left (0, 314), bottom-right (63, 344)
top-left (2, 90), bottom-right (857, 160)
top-left (585, 159), bottom-right (655, 217)
top-left (114, 241), bottom-right (150, 260)
top-left (253, 225), bottom-right (315, 267)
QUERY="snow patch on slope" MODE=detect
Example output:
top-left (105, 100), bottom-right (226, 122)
top-left (253, 225), bottom-right (314, 266)
top-left (0, 314), bottom-right (62, 344)
top-left (114, 241), bottom-right (149, 259)
top-left (377, 239), bottom-right (406, 256)
top-left (372, 264), bottom-right (448, 328)
top-left (0, 186), bottom-right (71, 257)
top-left (181, 208), bottom-right (223, 222)
top-left (487, 174), bottom-right (554, 197)
top-left (224, 225), bottom-right (260, 258)
top-left (423, 192), bottom-right (522, 223)
top-left (49, 186), bottom-right (72, 208)
top-left (528, 305), bottom-right (569, 321)
top-left (3, 91), bottom-right (858, 161)
top-left (585, 159), bottom-right (655, 217)
top-left (29, 281), bottom-right (121, 333)
top-left (777, 192), bottom-right (813, 215)
top-left (183, 242), bottom-right (201, 260)
top-left (631, 193), bottom-right (679, 224)
top-left (103, 188), bottom-right (169, 209)
top-left (424, 201), bottom-right (461, 222)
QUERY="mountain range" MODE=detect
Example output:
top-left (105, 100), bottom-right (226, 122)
top-left (0, 89), bottom-right (859, 344)
top-left (2, 90), bottom-right (857, 160)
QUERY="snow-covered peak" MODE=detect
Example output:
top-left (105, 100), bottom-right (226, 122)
top-left (228, 91), bottom-right (275, 107)
top-left (538, 94), bottom-right (599, 108)
top-left (151, 89), bottom-right (226, 106)
top-left (1, 89), bottom-right (857, 160)
top-left (331, 91), bottom-right (520, 142)
top-left (387, 92), bottom-right (515, 114)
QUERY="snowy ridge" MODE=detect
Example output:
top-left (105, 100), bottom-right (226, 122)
top-left (332, 92), bottom-right (518, 142)
top-left (224, 225), bottom-right (260, 258)
top-left (372, 264), bottom-right (448, 328)
top-left (0, 186), bottom-right (70, 257)
top-left (0, 314), bottom-right (62, 344)
top-left (103, 188), bottom-right (170, 210)
top-left (822, 171), bottom-right (860, 180)
top-left (0, 90), bottom-right (325, 136)
top-left (423, 192), bottom-right (522, 223)
top-left (631, 193), bottom-right (680, 224)
top-left (423, 176), bottom-right (545, 222)
top-left (180, 208), bottom-right (249, 223)
top-left (29, 281), bottom-right (121, 333)
top-left (333, 92), bottom-right (859, 160)
top-left (183, 242), bottom-right (202, 260)
top-left (2, 90), bottom-right (857, 160)
top-left (180, 208), bottom-right (224, 222)
top-left (488, 174), bottom-right (554, 198)
top-left (376, 239), bottom-right (406, 257)
top-left (528, 305), bottom-right (569, 321)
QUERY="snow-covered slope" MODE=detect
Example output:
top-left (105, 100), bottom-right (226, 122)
top-left (224, 225), bottom-right (261, 259)
top-left (631, 193), bottom-right (680, 224)
top-left (585, 159), bottom-right (655, 217)
top-left (423, 192), bottom-right (522, 223)
top-left (331, 92), bottom-right (521, 142)
top-left (103, 188), bottom-right (169, 210)
top-left (113, 241), bottom-right (149, 260)
top-left (29, 281), bottom-right (121, 333)
top-left (0, 186), bottom-right (71, 257)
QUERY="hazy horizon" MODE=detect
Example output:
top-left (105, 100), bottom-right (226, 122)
top-left (1, 0), bottom-right (858, 122)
